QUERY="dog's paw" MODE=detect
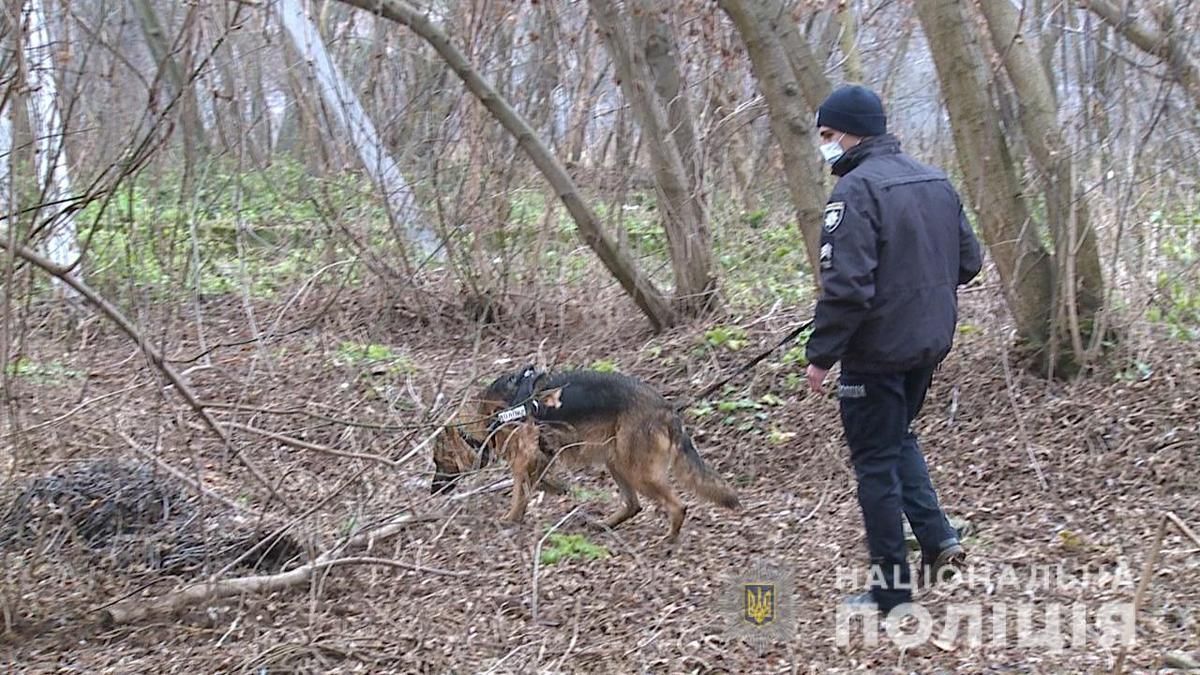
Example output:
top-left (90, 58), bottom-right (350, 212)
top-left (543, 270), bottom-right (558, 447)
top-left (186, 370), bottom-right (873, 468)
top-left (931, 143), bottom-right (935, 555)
top-left (498, 514), bottom-right (526, 528)
top-left (656, 535), bottom-right (682, 555)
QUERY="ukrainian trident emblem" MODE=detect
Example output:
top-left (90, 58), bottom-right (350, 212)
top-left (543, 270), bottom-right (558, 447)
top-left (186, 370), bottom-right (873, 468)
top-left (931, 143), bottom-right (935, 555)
top-left (744, 583), bottom-right (775, 626)
top-left (720, 560), bottom-right (794, 653)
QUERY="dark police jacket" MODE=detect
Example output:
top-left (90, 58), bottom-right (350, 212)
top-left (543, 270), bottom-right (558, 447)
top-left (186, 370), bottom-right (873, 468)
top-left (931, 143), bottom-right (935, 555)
top-left (805, 134), bottom-right (983, 374)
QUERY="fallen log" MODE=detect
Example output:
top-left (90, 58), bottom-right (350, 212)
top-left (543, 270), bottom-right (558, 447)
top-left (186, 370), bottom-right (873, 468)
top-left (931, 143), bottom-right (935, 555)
top-left (99, 514), bottom-right (448, 625)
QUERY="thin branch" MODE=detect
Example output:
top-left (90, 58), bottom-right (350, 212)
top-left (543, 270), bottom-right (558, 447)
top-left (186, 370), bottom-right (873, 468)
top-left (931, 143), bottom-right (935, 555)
top-left (0, 242), bottom-right (293, 512)
top-left (531, 505), bottom-right (586, 624)
top-left (1166, 512), bottom-right (1200, 548)
top-left (1112, 513), bottom-right (1168, 675)
top-left (0, 381), bottom-right (148, 440)
top-left (1080, 0), bottom-right (1200, 107)
top-left (225, 421), bottom-right (400, 469)
top-left (115, 430), bottom-right (278, 522)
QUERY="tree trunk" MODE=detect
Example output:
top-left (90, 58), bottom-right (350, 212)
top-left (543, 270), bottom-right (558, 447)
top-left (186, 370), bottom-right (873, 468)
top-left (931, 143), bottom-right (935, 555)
top-left (977, 0), bottom-right (1107, 364)
top-left (589, 0), bottom-right (716, 314)
top-left (128, 0), bottom-right (209, 155)
top-left (836, 0), bottom-right (864, 82)
top-left (275, 0), bottom-right (439, 258)
top-left (564, 28), bottom-right (601, 165)
top-left (881, 21), bottom-right (914, 102)
top-left (761, 0), bottom-right (832, 111)
top-left (1081, 0), bottom-right (1200, 109)
top-left (631, 1), bottom-right (701, 186)
top-left (914, 0), bottom-right (1056, 357)
top-left (332, 0), bottom-right (677, 331)
top-left (717, 0), bottom-right (827, 283)
top-left (22, 0), bottom-right (79, 295)
top-left (707, 88), bottom-right (758, 213)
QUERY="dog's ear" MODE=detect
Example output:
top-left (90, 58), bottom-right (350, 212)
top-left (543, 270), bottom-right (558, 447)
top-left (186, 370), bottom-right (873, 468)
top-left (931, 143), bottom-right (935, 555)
top-left (538, 386), bottom-right (563, 409)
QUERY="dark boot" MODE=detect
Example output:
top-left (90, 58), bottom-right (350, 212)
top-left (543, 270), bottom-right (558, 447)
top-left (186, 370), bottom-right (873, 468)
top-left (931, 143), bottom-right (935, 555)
top-left (919, 543), bottom-right (966, 588)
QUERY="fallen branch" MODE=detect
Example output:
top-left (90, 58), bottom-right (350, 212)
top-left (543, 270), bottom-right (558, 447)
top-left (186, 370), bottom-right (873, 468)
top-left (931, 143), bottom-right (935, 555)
top-left (447, 478), bottom-right (513, 502)
top-left (0, 242), bottom-right (291, 512)
top-left (101, 516), bottom-right (449, 625)
top-left (0, 381), bottom-right (148, 440)
top-left (1165, 511), bottom-right (1200, 548)
top-left (1112, 513), bottom-right (1168, 675)
top-left (102, 554), bottom-right (464, 625)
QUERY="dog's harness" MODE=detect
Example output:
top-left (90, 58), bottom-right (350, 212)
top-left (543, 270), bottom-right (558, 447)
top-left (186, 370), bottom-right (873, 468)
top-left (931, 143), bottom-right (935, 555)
top-left (487, 366), bottom-right (547, 433)
top-left (459, 367), bottom-right (550, 469)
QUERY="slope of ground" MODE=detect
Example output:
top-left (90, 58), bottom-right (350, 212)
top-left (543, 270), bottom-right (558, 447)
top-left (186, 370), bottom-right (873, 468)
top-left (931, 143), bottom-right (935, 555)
top-left (0, 285), bottom-right (1196, 674)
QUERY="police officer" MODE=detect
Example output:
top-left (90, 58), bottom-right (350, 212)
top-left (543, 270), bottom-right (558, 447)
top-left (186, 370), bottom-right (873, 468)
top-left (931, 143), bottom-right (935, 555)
top-left (803, 84), bottom-right (983, 613)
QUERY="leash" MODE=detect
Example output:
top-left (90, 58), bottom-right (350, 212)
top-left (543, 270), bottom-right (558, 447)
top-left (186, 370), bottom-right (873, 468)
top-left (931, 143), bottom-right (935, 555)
top-left (673, 318), bottom-right (815, 411)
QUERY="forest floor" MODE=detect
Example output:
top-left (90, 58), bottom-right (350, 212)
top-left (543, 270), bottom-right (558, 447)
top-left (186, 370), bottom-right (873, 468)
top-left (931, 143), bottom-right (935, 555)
top-left (0, 279), bottom-right (1197, 674)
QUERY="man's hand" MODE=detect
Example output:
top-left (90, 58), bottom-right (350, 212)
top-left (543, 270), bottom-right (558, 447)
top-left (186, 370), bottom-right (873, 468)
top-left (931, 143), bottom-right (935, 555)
top-left (807, 364), bottom-right (829, 394)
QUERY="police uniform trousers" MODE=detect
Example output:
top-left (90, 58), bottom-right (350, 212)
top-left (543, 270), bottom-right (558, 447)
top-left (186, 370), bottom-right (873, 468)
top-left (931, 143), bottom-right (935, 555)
top-left (837, 365), bottom-right (960, 610)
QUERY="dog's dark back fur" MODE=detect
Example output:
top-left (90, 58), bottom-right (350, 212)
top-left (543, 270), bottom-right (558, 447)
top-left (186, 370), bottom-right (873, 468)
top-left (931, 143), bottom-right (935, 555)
top-left (439, 365), bottom-right (740, 540)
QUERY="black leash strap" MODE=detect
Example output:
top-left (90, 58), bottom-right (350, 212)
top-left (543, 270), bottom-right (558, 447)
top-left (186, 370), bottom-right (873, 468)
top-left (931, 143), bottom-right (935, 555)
top-left (675, 318), bottom-right (815, 411)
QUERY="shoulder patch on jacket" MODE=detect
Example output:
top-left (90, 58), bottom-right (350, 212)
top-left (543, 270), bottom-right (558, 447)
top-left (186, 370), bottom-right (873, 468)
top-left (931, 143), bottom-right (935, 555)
top-left (823, 202), bottom-right (845, 233)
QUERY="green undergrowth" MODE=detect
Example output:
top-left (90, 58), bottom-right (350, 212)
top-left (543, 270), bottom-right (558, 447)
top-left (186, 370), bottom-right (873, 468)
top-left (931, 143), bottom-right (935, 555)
top-left (1145, 206), bottom-right (1200, 341)
top-left (3, 357), bottom-right (82, 385)
top-left (446, 186), bottom-right (813, 313)
top-left (539, 532), bottom-right (610, 566)
top-left (26, 159), bottom-right (815, 318)
top-left (73, 158), bottom-right (380, 302)
top-left (41, 156), bottom-right (1199, 355)
top-left (333, 341), bottom-right (416, 376)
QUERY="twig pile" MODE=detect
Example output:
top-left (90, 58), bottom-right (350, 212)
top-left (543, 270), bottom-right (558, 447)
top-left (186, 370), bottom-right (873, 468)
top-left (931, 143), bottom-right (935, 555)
top-left (0, 459), bottom-right (301, 577)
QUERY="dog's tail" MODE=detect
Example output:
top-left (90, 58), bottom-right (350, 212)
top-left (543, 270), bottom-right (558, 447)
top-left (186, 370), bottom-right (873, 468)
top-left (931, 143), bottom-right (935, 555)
top-left (670, 417), bottom-right (741, 509)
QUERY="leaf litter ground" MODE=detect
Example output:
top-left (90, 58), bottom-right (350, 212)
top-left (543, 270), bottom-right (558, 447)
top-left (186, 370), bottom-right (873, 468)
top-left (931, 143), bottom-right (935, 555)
top-left (0, 286), bottom-right (1196, 674)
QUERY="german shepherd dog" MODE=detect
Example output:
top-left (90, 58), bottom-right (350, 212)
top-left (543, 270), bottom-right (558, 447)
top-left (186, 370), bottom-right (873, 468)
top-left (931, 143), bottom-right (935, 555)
top-left (431, 366), bottom-right (741, 542)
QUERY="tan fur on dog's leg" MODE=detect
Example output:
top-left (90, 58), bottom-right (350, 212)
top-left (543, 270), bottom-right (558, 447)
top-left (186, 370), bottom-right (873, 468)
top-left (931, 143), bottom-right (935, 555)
top-left (601, 459), bottom-right (642, 529)
top-left (641, 431), bottom-right (687, 543)
top-left (502, 463), bottom-right (530, 523)
top-left (500, 423), bottom-right (538, 524)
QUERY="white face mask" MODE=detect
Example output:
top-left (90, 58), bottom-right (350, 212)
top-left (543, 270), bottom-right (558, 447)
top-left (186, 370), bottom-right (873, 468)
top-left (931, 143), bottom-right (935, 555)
top-left (820, 133), bottom-right (846, 164)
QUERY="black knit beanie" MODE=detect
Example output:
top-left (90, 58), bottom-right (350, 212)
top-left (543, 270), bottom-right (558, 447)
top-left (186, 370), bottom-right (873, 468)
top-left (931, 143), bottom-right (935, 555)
top-left (816, 85), bottom-right (887, 137)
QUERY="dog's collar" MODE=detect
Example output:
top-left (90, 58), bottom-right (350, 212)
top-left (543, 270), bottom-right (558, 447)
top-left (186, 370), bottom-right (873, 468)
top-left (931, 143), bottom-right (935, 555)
top-left (485, 400), bottom-right (541, 442)
top-left (458, 399), bottom-right (543, 452)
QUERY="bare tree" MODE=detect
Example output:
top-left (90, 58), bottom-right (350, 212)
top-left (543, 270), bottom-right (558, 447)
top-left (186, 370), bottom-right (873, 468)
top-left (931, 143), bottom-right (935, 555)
top-left (836, 0), bottom-right (865, 82)
top-left (333, 0), bottom-right (677, 331)
top-left (717, 0), bottom-right (830, 280)
top-left (128, 0), bottom-right (208, 156)
top-left (977, 0), bottom-right (1107, 367)
top-left (1081, 0), bottom-right (1200, 108)
top-left (914, 0), bottom-right (1058, 367)
top-left (275, 0), bottom-right (439, 258)
top-left (19, 0), bottom-right (80, 297)
top-left (589, 0), bottom-right (716, 314)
